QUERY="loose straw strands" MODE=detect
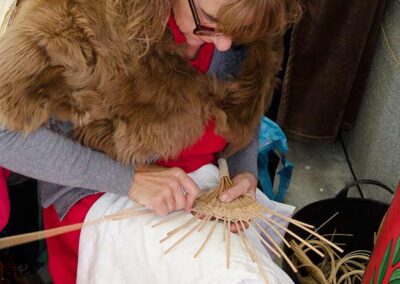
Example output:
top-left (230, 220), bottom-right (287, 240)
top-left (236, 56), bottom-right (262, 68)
top-left (194, 218), bottom-right (219, 258)
top-left (226, 219), bottom-right (231, 268)
top-left (285, 211), bottom-right (369, 283)
top-left (163, 218), bottom-right (204, 255)
top-left (0, 204), bottom-right (148, 250)
top-left (290, 239), bottom-right (370, 284)
top-left (0, 219), bottom-right (102, 250)
top-left (237, 219), bottom-right (269, 284)
top-left (252, 219), bottom-right (298, 273)
top-left (151, 210), bottom-right (186, 228)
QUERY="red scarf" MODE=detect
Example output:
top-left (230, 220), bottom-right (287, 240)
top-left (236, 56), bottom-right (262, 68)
top-left (167, 15), bottom-right (215, 73)
top-left (157, 16), bottom-right (226, 173)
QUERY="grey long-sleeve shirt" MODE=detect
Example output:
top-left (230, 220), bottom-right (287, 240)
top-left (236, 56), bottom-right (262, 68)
top-left (0, 46), bottom-right (259, 219)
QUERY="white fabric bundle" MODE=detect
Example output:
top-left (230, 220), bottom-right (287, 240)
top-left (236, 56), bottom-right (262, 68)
top-left (0, 0), bottom-right (17, 36)
top-left (77, 164), bottom-right (295, 284)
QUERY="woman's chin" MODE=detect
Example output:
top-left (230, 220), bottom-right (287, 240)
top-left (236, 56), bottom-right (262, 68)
top-left (186, 37), bottom-right (205, 46)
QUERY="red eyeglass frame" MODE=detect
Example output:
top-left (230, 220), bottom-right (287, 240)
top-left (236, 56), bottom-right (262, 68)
top-left (188, 0), bottom-right (223, 37)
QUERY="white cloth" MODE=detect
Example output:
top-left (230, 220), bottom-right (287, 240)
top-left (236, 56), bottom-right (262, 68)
top-left (77, 164), bottom-right (295, 284)
top-left (0, 0), bottom-right (17, 36)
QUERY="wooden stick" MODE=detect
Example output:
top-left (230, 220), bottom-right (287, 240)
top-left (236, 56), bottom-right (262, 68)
top-left (226, 178), bottom-right (234, 188)
top-left (235, 221), bottom-right (256, 263)
top-left (252, 220), bottom-right (298, 273)
top-left (285, 218), bottom-right (344, 253)
top-left (105, 209), bottom-right (153, 221)
top-left (260, 206), bottom-right (315, 229)
top-left (305, 212), bottom-right (339, 241)
top-left (242, 226), bottom-right (269, 284)
top-left (255, 214), bottom-right (291, 248)
top-left (105, 204), bottom-right (145, 217)
top-left (0, 218), bottom-right (103, 250)
top-left (151, 211), bottom-right (186, 228)
top-left (322, 233), bottom-right (353, 238)
top-left (330, 228), bottom-right (337, 243)
top-left (166, 214), bottom-right (200, 236)
top-left (164, 220), bottom-right (203, 254)
top-left (223, 218), bottom-right (227, 242)
top-left (247, 223), bottom-right (281, 259)
top-left (208, 186), bottom-right (221, 200)
top-left (0, 205), bottom-right (148, 250)
top-left (105, 208), bottom-right (151, 217)
top-left (197, 214), bottom-right (213, 232)
top-left (160, 214), bottom-right (200, 243)
top-left (257, 214), bottom-right (325, 258)
top-left (194, 219), bottom-right (219, 258)
top-left (239, 220), bottom-right (259, 262)
top-left (227, 220), bottom-right (231, 269)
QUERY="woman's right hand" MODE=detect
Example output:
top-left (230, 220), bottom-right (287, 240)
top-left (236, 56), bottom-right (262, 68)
top-left (128, 165), bottom-right (200, 216)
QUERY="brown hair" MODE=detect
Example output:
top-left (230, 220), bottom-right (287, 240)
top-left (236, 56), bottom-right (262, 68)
top-left (108, 0), bottom-right (301, 54)
top-left (214, 0), bottom-right (302, 153)
top-left (218, 0), bottom-right (302, 43)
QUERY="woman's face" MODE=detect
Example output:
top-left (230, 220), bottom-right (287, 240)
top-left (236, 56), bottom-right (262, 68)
top-left (172, 0), bottom-right (233, 51)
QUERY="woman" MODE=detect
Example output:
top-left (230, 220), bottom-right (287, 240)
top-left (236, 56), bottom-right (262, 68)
top-left (0, 0), bottom-right (300, 282)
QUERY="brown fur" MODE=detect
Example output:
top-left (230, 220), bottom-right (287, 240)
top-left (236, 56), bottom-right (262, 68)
top-left (0, 0), bottom-right (283, 165)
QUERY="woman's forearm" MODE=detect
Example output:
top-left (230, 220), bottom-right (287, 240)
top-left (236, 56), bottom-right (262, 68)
top-left (0, 127), bottom-right (133, 196)
top-left (226, 125), bottom-right (260, 178)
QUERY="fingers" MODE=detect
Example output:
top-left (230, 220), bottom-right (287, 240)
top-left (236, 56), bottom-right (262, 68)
top-left (219, 173), bottom-right (257, 203)
top-left (129, 166), bottom-right (201, 216)
top-left (165, 194), bottom-right (176, 213)
top-left (220, 183), bottom-right (249, 203)
top-left (154, 185), bottom-right (180, 215)
top-left (171, 186), bottom-right (186, 210)
top-left (173, 169), bottom-right (200, 212)
top-left (230, 221), bottom-right (249, 233)
top-left (146, 195), bottom-right (169, 216)
top-left (165, 168), bottom-right (200, 212)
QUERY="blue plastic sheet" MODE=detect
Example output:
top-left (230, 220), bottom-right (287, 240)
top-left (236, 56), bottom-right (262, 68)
top-left (258, 117), bottom-right (293, 202)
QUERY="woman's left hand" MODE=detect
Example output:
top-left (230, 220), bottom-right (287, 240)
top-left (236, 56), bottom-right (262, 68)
top-left (219, 172), bottom-right (257, 233)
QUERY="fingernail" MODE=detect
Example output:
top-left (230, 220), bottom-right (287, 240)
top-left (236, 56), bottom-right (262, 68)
top-left (220, 194), bottom-right (229, 202)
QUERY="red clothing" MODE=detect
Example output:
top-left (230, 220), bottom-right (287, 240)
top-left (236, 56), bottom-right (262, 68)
top-left (167, 15), bottom-right (215, 73)
top-left (44, 15), bottom-right (226, 284)
top-left (157, 119), bottom-right (226, 173)
top-left (43, 194), bottom-right (102, 284)
top-left (0, 167), bottom-right (10, 231)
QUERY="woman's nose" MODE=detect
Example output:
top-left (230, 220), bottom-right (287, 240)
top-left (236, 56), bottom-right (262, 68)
top-left (212, 36), bottom-right (233, 52)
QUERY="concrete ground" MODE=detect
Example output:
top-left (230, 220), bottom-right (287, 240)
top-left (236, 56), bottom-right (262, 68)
top-left (283, 139), bottom-right (355, 211)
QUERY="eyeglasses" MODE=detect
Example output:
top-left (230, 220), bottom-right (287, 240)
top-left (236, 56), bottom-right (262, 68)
top-left (188, 0), bottom-right (223, 37)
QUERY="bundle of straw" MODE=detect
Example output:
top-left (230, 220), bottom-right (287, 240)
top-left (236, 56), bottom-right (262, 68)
top-left (290, 239), bottom-right (370, 284)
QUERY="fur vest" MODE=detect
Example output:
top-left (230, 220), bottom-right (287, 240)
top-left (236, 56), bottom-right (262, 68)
top-left (0, 0), bottom-right (283, 166)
